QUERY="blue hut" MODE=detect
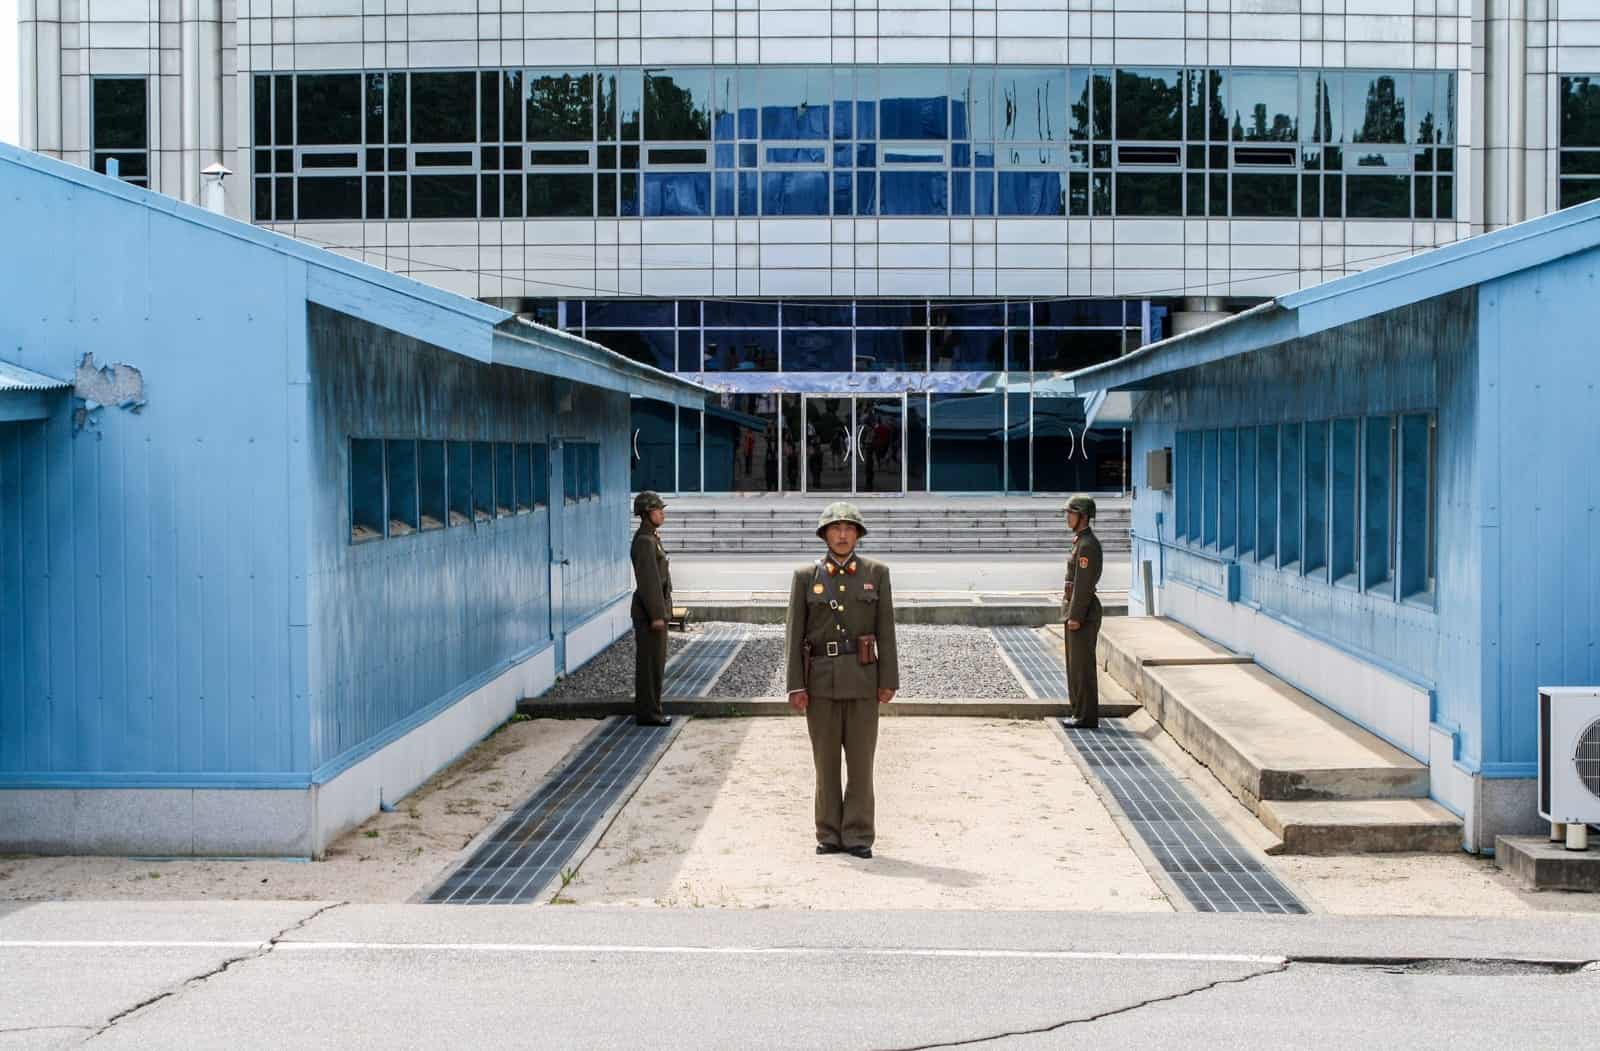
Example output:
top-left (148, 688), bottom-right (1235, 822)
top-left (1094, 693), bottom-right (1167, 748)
top-left (0, 145), bottom-right (703, 857)
top-left (1073, 200), bottom-right (1600, 851)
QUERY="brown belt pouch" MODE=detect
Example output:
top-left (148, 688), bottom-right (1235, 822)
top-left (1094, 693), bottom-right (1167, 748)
top-left (857, 634), bottom-right (878, 665)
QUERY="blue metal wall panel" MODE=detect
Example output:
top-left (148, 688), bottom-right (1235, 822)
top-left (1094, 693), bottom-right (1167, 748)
top-left (1127, 291), bottom-right (1484, 756)
top-left (0, 162), bottom-right (304, 780)
top-left (303, 308), bottom-right (630, 772)
top-left (1478, 254), bottom-right (1600, 768)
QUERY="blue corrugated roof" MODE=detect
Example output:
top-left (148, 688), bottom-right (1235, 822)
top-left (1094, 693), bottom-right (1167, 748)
top-left (1070, 196), bottom-right (1600, 394)
top-left (0, 361), bottom-right (71, 392)
top-left (0, 143), bottom-right (706, 408)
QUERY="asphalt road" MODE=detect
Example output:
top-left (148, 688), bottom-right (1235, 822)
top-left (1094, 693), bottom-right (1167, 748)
top-left (3, 904), bottom-right (1596, 1049)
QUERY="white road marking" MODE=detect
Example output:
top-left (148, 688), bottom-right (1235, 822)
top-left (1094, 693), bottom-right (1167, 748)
top-left (0, 939), bottom-right (1284, 965)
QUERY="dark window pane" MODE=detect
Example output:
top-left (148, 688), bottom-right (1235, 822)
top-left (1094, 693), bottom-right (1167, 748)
top-left (1033, 330), bottom-right (1125, 372)
top-left (275, 76), bottom-right (294, 145)
top-left (1115, 68), bottom-right (1183, 140)
top-left (879, 67), bottom-right (949, 140)
top-left (762, 170), bottom-right (830, 215)
top-left (480, 72), bottom-right (499, 142)
top-left (1303, 420), bottom-right (1329, 575)
top-left (254, 75), bottom-right (272, 147)
top-left (410, 174), bottom-right (477, 218)
top-left (1232, 173), bottom-right (1297, 216)
top-left (855, 172), bottom-right (876, 215)
top-left (295, 73), bottom-right (361, 146)
top-left (419, 440), bottom-right (447, 528)
top-left (702, 330), bottom-right (778, 371)
top-left (1035, 300), bottom-right (1124, 326)
top-left (855, 328), bottom-right (927, 372)
top-left (1115, 172), bottom-right (1181, 215)
top-left (411, 72), bottom-right (476, 143)
top-left (620, 172), bottom-right (639, 216)
top-left (678, 410), bottom-right (702, 492)
top-left (495, 443), bottom-right (515, 516)
top-left (526, 71), bottom-right (593, 141)
top-left (525, 172), bottom-right (592, 216)
top-left (471, 442), bottom-right (495, 522)
top-left (834, 172), bottom-right (853, 215)
top-left (1228, 71), bottom-right (1297, 142)
top-left (388, 176), bottom-right (407, 218)
top-left (676, 330), bottom-right (700, 371)
top-left (387, 439), bottom-right (419, 534)
top-left (1346, 174), bottom-right (1410, 218)
top-left (931, 301), bottom-right (1004, 327)
top-left (387, 74), bottom-right (407, 144)
top-left (447, 441), bottom-right (472, 526)
top-left (95, 151), bottom-right (148, 178)
top-left (783, 329), bottom-right (851, 372)
top-left (856, 301), bottom-right (924, 326)
top-left (254, 177), bottom-right (273, 220)
top-left (631, 398), bottom-right (676, 493)
top-left (880, 170), bottom-right (947, 215)
top-left (504, 171), bottom-right (523, 216)
top-left (645, 68), bottom-right (712, 140)
top-left (587, 329), bottom-right (676, 370)
top-left (997, 171), bottom-right (1064, 215)
top-left (930, 329), bottom-right (1004, 372)
top-left (1347, 72), bottom-right (1407, 144)
top-left (1560, 178), bottom-right (1600, 209)
top-left (274, 177), bottom-right (294, 220)
top-left (480, 174), bottom-right (500, 218)
top-left (1032, 397), bottom-right (1100, 492)
top-left (502, 71), bottom-right (522, 141)
top-left (705, 300), bottom-right (778, 326)
top-left (587, 300), bottom-right (676, 327)
top-left (785, 301), bottom-right (852, 327)
top-left (643, 172), bottom-right (710, 216)
top-left (1563, 76), bottom-right (1600, 148)
top-left (92, 78), bottom-right (147, 149)
top-left (930, 394), bottom-right (1004, 491)
top-left (350, 438), bottom-right (385, 541)
top-left (296, 176), bottom-right (363, 219)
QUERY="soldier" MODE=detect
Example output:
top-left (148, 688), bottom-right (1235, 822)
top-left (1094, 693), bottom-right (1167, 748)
top-left (631, 491), bottom-right (673, 728)
top-left (1062, 494), bottom-right (1103, 729)
top-left (785, 502), bottom-right (898, 859)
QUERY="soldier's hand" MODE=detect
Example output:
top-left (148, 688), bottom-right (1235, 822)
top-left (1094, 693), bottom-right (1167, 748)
top-left (877, 689), bottom-right (895, 704)
top-left (1068, 619), bottom-right (1081, 631)
top-left (789, 690), bottom-right (809, 713)
top-left (650, 619), bottom-right (667, 632)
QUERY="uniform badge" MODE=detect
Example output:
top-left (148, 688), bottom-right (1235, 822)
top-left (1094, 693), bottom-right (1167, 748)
top-left (824, 562), bottom-right (837, 576)
top-left (812, 583), bottom-right (825, 594)
top-left (1079, 556), bottom-right (1090, 568)
top-left (863, 582), bottom-right (874, 591)
top-left (846, 561), bottom-right (858, 575)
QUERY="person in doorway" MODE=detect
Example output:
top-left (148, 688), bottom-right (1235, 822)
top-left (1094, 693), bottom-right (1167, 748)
top-left (785, 503), bottom-right (899, 859)
top-left (631, 491), bottom-right (673, 727)
top-left (1062, 494), bottom-right (1103, 729)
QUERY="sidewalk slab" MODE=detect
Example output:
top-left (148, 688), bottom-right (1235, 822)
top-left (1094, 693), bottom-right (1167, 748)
top-left (1095, 616), bottom-right (1252, 704)
top-left (1258, 799), bottom-right (1463, 855)
top-left (1141, 663), bottom-right (1432, 809)
top-left (1495, 835), bottom-right (1600, 892)
top-left (516, 697), bottom-right (1127, 719)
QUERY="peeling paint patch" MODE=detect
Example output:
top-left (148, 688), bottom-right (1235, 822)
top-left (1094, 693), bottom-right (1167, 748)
top-left (72, 353), bottom-right (146, 431)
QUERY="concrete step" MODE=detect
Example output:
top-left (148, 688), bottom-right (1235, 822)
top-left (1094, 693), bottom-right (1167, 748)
top-left (1096, 616), bottom-right (1252, 704)
top-left (1142, 662), bottom-right (1432, 806)
top-left (1494, 835), bottom-right (1600, 892)
top-left (1259, 799), bottom-right (1464, 855)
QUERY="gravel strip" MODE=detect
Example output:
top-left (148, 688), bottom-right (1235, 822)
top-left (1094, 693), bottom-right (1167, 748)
top-left (704, 623), bottom-right (1028, 699)
top-left (541, 627), bottom-right (695, 701)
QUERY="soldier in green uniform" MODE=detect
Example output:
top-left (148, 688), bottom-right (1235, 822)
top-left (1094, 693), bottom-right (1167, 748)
top-left (1062, 494), bottom-right (1103, 729)
top-left (785, 502), bottom-right (899, 859)
top-left (631, 491), bottom-right (673, 727)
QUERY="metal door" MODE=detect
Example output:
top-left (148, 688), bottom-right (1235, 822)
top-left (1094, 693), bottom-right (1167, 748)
top-left (801, 394), bottom-right (906, 494)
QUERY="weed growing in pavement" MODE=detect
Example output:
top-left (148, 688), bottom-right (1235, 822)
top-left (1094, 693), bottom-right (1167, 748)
top-left (364, 829), bottom-right (380, 839)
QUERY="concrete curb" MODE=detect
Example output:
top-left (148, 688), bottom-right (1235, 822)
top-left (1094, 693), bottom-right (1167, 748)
top-left (517, 697), bottom-right (1141, 720)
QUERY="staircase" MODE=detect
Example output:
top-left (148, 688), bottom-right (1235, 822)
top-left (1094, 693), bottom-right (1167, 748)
top-left (649, 499), bottom-right (1132, 556)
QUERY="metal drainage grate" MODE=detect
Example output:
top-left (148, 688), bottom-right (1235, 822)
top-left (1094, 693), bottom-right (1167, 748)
top-left (427, 717), bottom-right (673, 904)
top-left (1065, 721), bottom-right (1307, 915)
top-left (664, 625), bottom-right (749, 697)
top-left (992, 626), bottom-right (1067, 698)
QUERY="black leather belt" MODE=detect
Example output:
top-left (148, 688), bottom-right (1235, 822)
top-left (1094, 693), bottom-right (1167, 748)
top-left (820, 638), bottom-right (859, 658)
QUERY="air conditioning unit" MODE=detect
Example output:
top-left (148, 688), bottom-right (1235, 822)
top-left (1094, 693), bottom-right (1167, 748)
top-left (1537, 687), bottom-right (1600, 850)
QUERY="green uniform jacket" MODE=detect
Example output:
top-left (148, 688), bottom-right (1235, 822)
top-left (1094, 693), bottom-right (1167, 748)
top-left (630, 525), bottom-right (671, 622)
top-left (785, 555), bottom-right (899, 699)
top-left (1065, 527), bottom-right (1103, 623)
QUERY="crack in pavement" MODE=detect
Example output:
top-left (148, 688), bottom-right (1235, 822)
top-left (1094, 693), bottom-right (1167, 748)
top-left (0, 1025), bottom-right (97, 1035)
top-left (875, 962), bottom-right (1291, 1051)
top-left (83, 902), bottom-right (349, 1043)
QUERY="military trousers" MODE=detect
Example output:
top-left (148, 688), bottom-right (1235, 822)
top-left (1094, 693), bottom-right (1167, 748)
top-left (805, 695), bottom-right (879, 849)
top-left (1064, 601), bottom-right (1103, 724)
top-left (633, 615), bottom-right (667, 722)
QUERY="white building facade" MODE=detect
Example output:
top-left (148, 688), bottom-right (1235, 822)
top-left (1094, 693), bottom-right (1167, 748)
top-left (18, 0), bottom-right (1600, 495)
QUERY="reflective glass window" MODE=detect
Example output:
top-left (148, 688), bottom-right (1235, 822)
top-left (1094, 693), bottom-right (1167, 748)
top-left (1231, 173), bottom-right (1297, 216)
top-left (631, 397), bottom-right (676, 493)
top-left (1257, 425), bottom-right (1278, 563)
top-left (1363, 415), bottom-right (1395, 593)
top-left (879, 171), bottom-right (947, 215)
top-left (1228, 71), bottom-right (1296, 142)
top-left (930, 393), bottom-right (1004, 491)
top-left (997, 171), bottom-right (1064, 215)
top-left (878, 67), bottom-right (949, 140)
top-left (997, 68), bottom-right (1067, 142)
top-left (411, 72), bottom-right (476, 143)
top-left (298, 177), bottom-right (363, 219)
top-left (1115, 68), bottom-right (1183, 141)
top-left (586, 329), bottom-right (676, 370)
top-left (756, 67), bottom-right (830, 140)
top-left (643, 172), bottom-right (710, 216)
top-left (1238, 427), bottom-right (1257, 557)
top-left (762, 170), bottom-right (830, 215)
top-left (1330, 418), bottom-right (1359, 583)
top-left (587, 300), bottom-right (675, 327)
top-left (855, 328), bottom-right (927, 372)
top-left (1345, 174), bottom-right (1410, 218)
top-left (526, 72), bottom-right (594, 141)
top-left (93, 77), bottom-right (148, 150)
top-left (783, 329), bottom-right (852, 372)
top-left (527, 173), bottom-right (593, 216)
top-left (932, 302), bottom-right (1004, 327)
top-left (1398, 413), bottom-right (1435, 601)
top-left (785, 301), bottom-right (852, 327)
top-left (1346, 72), bottom-right (1407, 144)
top-left (1279, 423), bottom-right (1302, 568)
top-left (1563, 76), bottom-right (1600, 147)
top-left (411, 175), bottom-right (476, 218)
top-left (678, 409), bottom-right (702, 492)
top-left (702, 331), bottom-right (779, 371)
top-left (1116, 172), bottom-right (1181, 215)
top-left (645, 68), bottom-right (712, 140)
top-left (1035, 300), bottom-right (1124, 326)
top-left (1303, 420), bottom-right (1329, 576)
top-left (705, 394), bottom-right (780, 493)
top-left (929, 329), bottom-right (1004, 372)
top-left (1032, 330), bottom-right (1125, 373)
top-left (297, 74), bottom-right (362, 145)
top-left (953, 68), bottom-right (993, 140)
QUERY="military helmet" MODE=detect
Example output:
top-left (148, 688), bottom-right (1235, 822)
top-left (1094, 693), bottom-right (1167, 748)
top-left (815, 500), bottom-right (869, 539)
top-left (633, 490), bottom-right (667, 515)
top-left (1063, 494), bottom-right (1097, 519)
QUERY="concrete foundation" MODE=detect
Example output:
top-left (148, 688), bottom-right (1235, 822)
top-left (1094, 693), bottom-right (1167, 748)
top-left (1495, 835), bottom-right (1600, 892)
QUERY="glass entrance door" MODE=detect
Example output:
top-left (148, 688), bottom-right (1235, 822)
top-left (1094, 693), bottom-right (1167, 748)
top-left (802, 395), bottom-right (906, 494)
